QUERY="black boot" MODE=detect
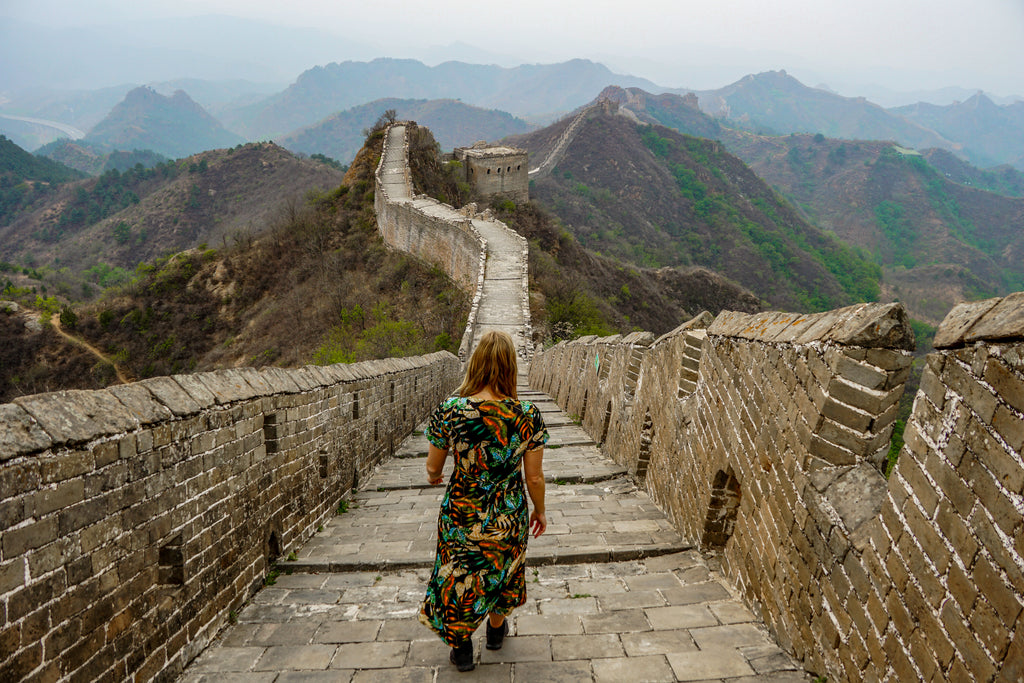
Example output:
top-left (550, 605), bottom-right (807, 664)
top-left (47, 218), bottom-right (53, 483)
top-left (449, 639), bottom-right (475, 672)
top-left (486, 620), bottom-right (509, 650)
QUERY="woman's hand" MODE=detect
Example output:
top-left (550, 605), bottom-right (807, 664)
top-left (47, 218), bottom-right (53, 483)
top-left (425, 444), bottom-right (448, 485)
top-left (529, 509), bottom-right (547, 538)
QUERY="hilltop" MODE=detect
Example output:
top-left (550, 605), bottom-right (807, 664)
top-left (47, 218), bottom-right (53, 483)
top-left (511, 110), bottom-right (880, 311)
top-left (0, 142), bottom-right (345, 292)
top-left (84, 86), bottom-right (245, 159)
top-left (280, 98), bottom-right (535, 166)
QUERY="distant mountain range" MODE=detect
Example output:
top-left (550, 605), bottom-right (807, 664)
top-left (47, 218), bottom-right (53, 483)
top-left (220, 58), bottom-right (666, 138)
top-left (894, 92), bottom-right (1024, 170)
top-left (280, 98), bottom-right (535, 165)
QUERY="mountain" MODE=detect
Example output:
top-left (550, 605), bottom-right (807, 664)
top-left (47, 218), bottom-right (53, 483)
top-left (0, 142), bottom-right (345, 279)
top-left (723, 133), bottom-right (1024, 323)
top-left (280, 98), bottom-right (535, 163)
top-left (1, 135), bottom-right (84, 228)
top-left (510, 109), bottom-right (881, 311)
top-left (84, 87), bottom-right (245, 159)
top-left (35, 139), bottom-right (167, 177)
top-left (693, 70), bottom-right (952, 152)
top-left (597, 86), bottom-right (724, 140)
top-left (221, 58), bottom-right (668, 138)
top-left (894, 93), bottom-right (1024, 170)
top-left (921, 148), bottom-right (1024, 197)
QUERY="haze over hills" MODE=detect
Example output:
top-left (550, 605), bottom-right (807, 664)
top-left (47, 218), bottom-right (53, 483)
top-left (280, 98), bottom-right (535, 166)
top-left (692, 70), bottom-right (954, 152)
top-left (894, 93), bottom-right (1024, 170)
top-left (219, 58), bottom-right (667, 138)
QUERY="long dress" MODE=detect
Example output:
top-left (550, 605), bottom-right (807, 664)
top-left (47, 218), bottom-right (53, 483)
top-left (419, 396), bottom-right (549, 646)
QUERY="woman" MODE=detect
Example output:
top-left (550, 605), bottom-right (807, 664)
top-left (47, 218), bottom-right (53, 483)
top-left (419, 330), bottom-right (548, 672)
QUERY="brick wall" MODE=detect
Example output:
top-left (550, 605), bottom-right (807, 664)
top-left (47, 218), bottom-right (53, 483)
top-left (0, 354), bottom-right (461, 682)
top-left (529, 296), bottom-right (1024, 682)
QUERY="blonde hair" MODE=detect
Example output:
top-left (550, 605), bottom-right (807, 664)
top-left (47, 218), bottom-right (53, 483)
top-left (458, 330), bottom-right (518, 399)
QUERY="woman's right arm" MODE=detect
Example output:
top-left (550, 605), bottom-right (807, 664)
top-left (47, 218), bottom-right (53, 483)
top-left (523, 447), bottom-right (546, 537)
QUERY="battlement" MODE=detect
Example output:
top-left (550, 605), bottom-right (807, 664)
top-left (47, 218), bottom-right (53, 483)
top-left (530, 296), bottom-right (1024, 681)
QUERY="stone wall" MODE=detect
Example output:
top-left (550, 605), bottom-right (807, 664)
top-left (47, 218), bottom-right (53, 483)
top-left (374, 123), bottom-right (485, 361)
top-left (529, 296), bottom-right (1024, 682)
top-left (0, 354), bottom-right (461, 682)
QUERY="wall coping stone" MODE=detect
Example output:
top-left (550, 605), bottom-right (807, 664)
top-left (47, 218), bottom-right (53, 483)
top-left (106, 383), bottom-right (176, 425)
top-left (963, 292), bottom-right (1024, 344)
top-left (14, 389), bottom-right (139, 446)
top-left (195, 369), bottom-right (261, 404)
top-left (709, 303), bottom-right (915, 350)
top-left (256, 366), bottom-right (303, 394)
top-left (0, 403), bottom-right (52, 460)
top-left (171, 373), bottom-right (220, 408)
top-left (136, 376), bottom-right (203, 417)
top-left (934, 294), bottom-right (1024, 348)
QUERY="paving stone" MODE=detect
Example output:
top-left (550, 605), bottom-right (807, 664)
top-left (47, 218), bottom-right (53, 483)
top-left (646, 604), bottom-right (720, 630)
top-left (436, 663), bottom-right (512, 682)
top-left (478, 635), bottom-right (552, 663)
top-left (516, 613), bottom-right (583, 636)
top-left (551, 633), bottom-right (624, 660)
top-left (352, 668), bottom-right (432, 683)
top-left (189, 647), bottom-right (265, 672)
top-left (513, 659), bottom-right (591, 682)
top-left (621, 629), bottom-right (699, 656)
top-left (314, 621), bottom-right (382, 644)
top-left (689, 623), bottom-right (770, 649)
top-left (254, 645), bottom-right (335, 671)
top-left (582, 609), bottom-right (651, 634)
top-left (667, 647), bottom-right (757, 681)
top-left (330, 642), bottom-right (408, 669)
top-left (661, 581), bottom-right (732, 605)
top-left (277, 673), bottom-right (353, 683)
top-left (592, 654), bottom-right (675, 682)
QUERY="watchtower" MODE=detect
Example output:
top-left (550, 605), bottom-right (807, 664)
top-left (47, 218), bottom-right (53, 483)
top-left (454, 142), bottom-right (529, 203)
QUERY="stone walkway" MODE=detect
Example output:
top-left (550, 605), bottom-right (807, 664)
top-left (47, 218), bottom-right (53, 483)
top-left (180, 389), bottom-right (810, 682)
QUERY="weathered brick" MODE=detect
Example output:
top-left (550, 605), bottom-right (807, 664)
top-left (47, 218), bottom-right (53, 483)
top-left (834, 355), bottom-right (888, 390)
top-left (946, 360), bottom-right (998, 422)
top-left (972, 554), bottom-right (1023, 628)
top-left (2, 516), bottom-right (58, 556)
top-left (940, 600), bottom-right (996, 682)
top-left (985, 357), bottom-right (1024, 414)
top-left (991, 404), bottom-right (1024, 453)
top-left (971, 597), bottom-right (1010, 660)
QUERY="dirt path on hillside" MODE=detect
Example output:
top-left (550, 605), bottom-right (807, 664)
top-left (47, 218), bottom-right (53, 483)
top-left (52, 317), bottom-right (133, 385)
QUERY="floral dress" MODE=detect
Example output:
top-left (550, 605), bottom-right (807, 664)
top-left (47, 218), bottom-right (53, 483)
top-left (420, 396), bottom-right (549, 646)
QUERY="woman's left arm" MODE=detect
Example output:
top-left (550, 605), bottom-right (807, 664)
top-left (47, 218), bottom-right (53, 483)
top-left (426, 444), bottom-right (448, 485)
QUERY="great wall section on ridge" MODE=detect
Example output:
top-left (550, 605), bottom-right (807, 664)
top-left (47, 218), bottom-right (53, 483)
top-left (0, 112), bottom-right (1021, 682)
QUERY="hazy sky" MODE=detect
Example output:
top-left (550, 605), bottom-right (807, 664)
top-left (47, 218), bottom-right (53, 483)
top-left (6, 0), bottom-right (1024, 97)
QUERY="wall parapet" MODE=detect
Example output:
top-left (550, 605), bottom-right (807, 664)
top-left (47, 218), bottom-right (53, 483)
top-left (0, 353), bottom-right (461, 681)
top-left (529, 296), bottom-right (1024, 681)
